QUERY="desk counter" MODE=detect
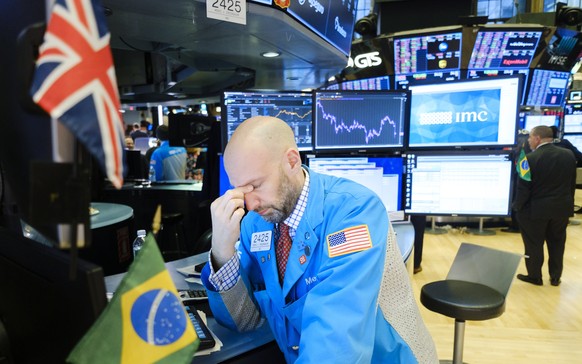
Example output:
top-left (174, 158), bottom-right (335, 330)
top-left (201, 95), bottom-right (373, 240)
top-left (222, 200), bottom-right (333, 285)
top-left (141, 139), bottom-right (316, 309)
top-left (104, 221), bottom-right (414, 363)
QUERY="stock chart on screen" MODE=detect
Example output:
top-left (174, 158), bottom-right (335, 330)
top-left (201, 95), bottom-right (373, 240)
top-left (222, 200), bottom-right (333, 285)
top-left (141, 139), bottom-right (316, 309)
top-left (313, 90), bottom-right (409, 152)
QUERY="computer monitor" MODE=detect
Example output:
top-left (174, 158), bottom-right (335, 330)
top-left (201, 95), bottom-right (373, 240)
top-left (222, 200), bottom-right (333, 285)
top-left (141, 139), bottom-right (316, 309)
top-left (221, 91), bottom-right (313, 151)
top-left (564, 104), bottom-right (582, 133)
top-left (403, 150), bottom-right (513, 217)
top-left (521, 114), bottom-right (560, 132)
top-left (524, 69), bottom-right (571, 107)
top-left (393, 27), bottom-right (463, 89)
top-left (465, 68), bottom-right (529, 105)
top-left (468, 26), bottom-right (543, 70)
top-left (307, 155), bottom-right (404, 214)
top-left (564, 133), bottom-right (582, 152)
top-left (407, 76), bottom-right (521, 149)
top-left (125, 149), bottom-right (147, 180)
top-left (313, 90), bottom-right (410, 153)
top-left (323, 75), bottom-right (392, 91)
top-left (0, 228), bottom-right (108, 362)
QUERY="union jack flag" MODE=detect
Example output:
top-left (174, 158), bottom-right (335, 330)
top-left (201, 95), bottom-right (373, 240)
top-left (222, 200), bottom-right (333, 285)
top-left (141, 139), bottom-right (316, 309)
top-left (326, 224), bottom-right (372, 258)
top-left (30, 0), bottom-right (124, 188)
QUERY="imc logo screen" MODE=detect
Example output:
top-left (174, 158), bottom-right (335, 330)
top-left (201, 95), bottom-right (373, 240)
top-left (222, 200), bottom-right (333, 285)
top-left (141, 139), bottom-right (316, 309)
top-left (409, 88), bottom-right (501, 145)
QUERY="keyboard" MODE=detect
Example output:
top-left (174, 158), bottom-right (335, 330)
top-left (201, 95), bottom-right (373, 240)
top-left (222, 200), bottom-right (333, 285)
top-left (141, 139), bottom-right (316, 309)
top-left (183, 304), bottom-right (216, 351)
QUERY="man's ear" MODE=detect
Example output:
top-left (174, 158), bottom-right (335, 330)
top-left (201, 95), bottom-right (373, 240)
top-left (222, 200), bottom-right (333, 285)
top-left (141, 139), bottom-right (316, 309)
top-left (284, 148), bottom-right (302, 172)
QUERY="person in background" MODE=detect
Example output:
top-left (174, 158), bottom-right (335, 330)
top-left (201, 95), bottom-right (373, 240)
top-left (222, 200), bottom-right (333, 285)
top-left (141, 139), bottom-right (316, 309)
top-left (124, 137), bottom-right (134, 150)
top-left (550, 125), bottom-right (582, 167)
top-left (130, 120), bottom-right (149, 140)
top-left (502, 131), bottom-right (531, 233)
top-left (411, 214), bottom-right (427, 274)
top-left (185, 147), bottom-right (205, 181)
top-left (148, 125), bottom-right (187, 181)
top-left (201, 116), bottom-right (438, 363)
top-left (513, 125), bottom-right (577, 287)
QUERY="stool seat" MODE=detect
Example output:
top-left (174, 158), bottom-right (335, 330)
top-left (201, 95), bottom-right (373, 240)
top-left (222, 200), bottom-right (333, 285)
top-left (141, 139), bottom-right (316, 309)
top-left (162, 212), bottom-right (184, 224)
top-left (421, 280), bottom-right (505, 321)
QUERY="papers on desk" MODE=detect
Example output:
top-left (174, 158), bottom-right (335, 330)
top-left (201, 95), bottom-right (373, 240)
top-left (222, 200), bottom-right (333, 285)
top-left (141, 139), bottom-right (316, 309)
top-left (194, 310), bottom-right (223, 356)
top-left (176, 265), bottom-right (203, 285)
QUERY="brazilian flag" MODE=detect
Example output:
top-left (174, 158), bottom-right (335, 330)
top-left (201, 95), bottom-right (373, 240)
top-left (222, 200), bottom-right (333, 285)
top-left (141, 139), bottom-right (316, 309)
top-left (516, 148), bottom-right (531, 181)
top-left (67, 233), bottom-right (199, 363)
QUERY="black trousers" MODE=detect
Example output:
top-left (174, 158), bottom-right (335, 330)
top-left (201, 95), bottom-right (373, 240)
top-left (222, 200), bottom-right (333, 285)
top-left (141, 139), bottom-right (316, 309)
top-left (516, 212), bottom-right (569, 281)
top-left (410, 215), bottom-right (427, 269)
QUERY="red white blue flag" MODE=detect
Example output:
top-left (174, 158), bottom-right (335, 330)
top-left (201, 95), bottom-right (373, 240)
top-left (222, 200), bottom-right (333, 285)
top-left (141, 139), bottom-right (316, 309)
top-left (326, 224), bottom-right (372, 258)
top-left (30, 0), bottom-right (124, 188)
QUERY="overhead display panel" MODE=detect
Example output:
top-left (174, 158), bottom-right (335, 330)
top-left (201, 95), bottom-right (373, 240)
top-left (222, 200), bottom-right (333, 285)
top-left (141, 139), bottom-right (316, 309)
top-left (468, 28), bottom-right (543, 70)
top-left (287, 0), bottom-right (358, 56)
top-left (393, 27), bottom-right (463, 89)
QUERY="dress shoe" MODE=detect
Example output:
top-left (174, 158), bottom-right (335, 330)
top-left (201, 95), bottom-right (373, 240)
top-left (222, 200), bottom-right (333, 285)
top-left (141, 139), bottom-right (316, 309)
top-left (516, 274), bottom-right (543, 286)
top-left (550, 279), bottom-right (561, 286)
top-left (413, 266), bottom-right (422, 274)
top-left (500, 227), bottom-right (520, 233)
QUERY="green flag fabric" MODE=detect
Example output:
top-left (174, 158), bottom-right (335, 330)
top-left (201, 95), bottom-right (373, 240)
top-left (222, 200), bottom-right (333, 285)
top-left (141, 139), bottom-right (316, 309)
top-left (516, 148), bottom-right (531, 181)
top-left (67, 232), bottom-right (199, 364)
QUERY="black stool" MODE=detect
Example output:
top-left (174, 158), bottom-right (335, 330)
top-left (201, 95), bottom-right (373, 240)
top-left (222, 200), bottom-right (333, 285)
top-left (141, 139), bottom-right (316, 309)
top-left (420, 243), bottom-right (522, 364)
top-left (158, 212), bottom-right (188, 261)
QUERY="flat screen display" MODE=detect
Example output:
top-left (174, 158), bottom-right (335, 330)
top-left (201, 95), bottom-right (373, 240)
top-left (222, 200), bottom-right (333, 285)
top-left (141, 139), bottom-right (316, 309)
top-left (525, 69), bottom-right (570, 107)
top-left (313, 90), bottom-right (410, 152)
top-left (564, 133), bottom-right (582, 151)
top-left (393, 29), bottom-right (462, 89)
top-left (564, 104), bottom-right (582, 133)
top-left (307, 155), bottom-right (404, 213)
top-left (522, 114), bottom-right (560, 132)
top-left (468, 28), bottom-right (543, 70)
top-left (403, 150), bottom-right (513, 217)
top-left (221, 91), bottom-right (313, 151)
top-left (466, 68), bottom-right (529, 105)
top-left (287, 0), bottom-right (357, 56)
top-left (324, 75), bottom-right (391, 91)
top-left (407, 76), bottom-right (521, 149)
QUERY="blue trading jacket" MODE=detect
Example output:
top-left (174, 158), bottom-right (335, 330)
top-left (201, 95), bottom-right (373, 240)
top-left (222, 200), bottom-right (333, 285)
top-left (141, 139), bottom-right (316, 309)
top-left (202, 169), bottom-right (436, 363)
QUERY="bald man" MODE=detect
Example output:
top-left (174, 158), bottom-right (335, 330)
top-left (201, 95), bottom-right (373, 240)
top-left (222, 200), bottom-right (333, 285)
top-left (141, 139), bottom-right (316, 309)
top-left (513, 125), bottom-right (577, 286)
top-left (200, 116), bottom-right (437, 363)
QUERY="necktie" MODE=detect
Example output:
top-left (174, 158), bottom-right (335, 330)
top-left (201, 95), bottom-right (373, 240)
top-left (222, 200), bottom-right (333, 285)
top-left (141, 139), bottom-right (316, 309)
top-left (276, 223), bottom-right (292, 283)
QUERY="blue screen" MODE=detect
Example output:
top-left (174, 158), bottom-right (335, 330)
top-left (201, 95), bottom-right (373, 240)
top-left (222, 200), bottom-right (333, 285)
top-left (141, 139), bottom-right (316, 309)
top-left (307, 155), bottom-right (403, 212)
top-left (222, 91), bottom-right (313, 151)
top-left (313, 90), bottom-right (409, 152)
top-left (525, 69), bottom-right (570, 107)
top-left (408, 77), bottom-right (520, 149)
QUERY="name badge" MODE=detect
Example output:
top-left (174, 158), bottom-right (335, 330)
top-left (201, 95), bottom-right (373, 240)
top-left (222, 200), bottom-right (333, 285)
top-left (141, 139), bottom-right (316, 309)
top-left (250, 230), bottom-right (272, 252)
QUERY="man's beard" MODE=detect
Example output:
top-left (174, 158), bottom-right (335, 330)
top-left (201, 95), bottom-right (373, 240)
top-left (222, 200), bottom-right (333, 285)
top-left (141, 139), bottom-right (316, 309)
top-left (259, 170), bottom-right (302, 224)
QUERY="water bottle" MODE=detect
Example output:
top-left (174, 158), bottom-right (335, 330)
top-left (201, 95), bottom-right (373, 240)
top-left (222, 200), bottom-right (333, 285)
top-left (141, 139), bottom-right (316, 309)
top-left (133, 229), bottom-right (146, 259)
top-left (149, 165), bottom-right (155, 182)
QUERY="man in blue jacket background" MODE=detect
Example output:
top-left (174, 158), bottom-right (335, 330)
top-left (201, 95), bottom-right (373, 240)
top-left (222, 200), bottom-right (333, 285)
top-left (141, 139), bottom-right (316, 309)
top-left (201, 116), bottom-right (437, 363)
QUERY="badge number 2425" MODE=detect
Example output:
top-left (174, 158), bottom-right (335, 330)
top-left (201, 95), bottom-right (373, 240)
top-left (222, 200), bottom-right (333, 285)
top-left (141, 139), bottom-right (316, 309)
top-left (212, 0), bottom-right (242, 12)
top-left (207, 0), bottom-right (246, 25)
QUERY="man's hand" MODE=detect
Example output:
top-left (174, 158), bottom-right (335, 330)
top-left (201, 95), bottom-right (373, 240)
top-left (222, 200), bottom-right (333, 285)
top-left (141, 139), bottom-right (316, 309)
top-left (210, 185), bottom-right (253, 268)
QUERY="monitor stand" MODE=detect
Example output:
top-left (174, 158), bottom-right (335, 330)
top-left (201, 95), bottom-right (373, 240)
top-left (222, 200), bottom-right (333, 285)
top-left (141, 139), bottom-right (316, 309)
top-left (425, 216), bottom-right (447, 235)
top-left (468, 217), bottom-right (496, 236)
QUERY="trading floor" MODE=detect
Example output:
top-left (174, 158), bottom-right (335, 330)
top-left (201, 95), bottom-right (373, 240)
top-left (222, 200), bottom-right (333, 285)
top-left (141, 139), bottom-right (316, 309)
top-left (411, 190), bottom-right (582, 363)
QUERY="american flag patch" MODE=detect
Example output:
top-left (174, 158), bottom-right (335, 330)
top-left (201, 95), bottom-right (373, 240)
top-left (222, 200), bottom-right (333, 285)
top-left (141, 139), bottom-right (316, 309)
top-left (326, 225), bottom-right (372, 258)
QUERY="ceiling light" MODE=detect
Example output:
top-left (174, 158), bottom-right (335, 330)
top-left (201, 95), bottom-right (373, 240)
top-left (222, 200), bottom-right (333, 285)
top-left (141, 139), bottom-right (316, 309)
top-left (261, 51), bottom-right (281, 58)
